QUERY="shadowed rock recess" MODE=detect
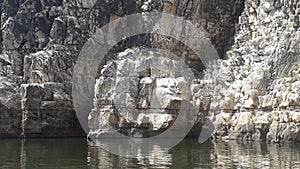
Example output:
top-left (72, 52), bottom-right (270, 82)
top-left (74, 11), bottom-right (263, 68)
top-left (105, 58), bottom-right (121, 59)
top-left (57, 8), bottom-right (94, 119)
top-left (0, 0), bottom-right (299, 143)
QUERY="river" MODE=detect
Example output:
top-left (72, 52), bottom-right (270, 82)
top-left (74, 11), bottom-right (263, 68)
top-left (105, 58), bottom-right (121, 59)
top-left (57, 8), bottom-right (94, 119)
top-left (0, 138), bottom-right (299, 168)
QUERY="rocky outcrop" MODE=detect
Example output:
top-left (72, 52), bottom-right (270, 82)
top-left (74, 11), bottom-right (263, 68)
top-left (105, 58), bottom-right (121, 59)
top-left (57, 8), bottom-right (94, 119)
top-left (88, 49), bottom-right (208, 139)
top-left (210, 0), bottom-right (300, 142)
top-left (20, 83), bottom-right (84, 137)
top-left (1, 0), bottom-right (298, 143)
top-left (154, 0), bottom-right (245, 58)
top-left (0, 0), bottom-right (244, 137)
top-left (0, 77), bottom-right (22, 136)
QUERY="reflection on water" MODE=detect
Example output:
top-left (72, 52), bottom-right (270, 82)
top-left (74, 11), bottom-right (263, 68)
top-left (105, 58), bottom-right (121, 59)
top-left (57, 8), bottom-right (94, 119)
top-left (0, 139), bottom-right (87, 169)
top-left (0, 138), bottom-right (300, 168)
top-left (88, 140), bottom-right (300, 169)
top-left (211, 141), bottom-right (300, 169)
top-left (88, 143), bottom-right (173, 168)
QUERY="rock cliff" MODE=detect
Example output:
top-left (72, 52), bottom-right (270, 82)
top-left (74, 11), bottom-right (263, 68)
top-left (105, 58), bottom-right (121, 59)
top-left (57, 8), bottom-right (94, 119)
top-left (0, 0), bottom-right (299, 142)
top-left (0, 0), bottom-right (244, 138)
top-left (211, 0), bottom-right (300, 142)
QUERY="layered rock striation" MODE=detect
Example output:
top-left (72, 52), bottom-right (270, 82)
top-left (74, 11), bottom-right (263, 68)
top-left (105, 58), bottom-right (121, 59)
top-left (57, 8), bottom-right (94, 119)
top-left (0, 0), bottom-right (299, 143)
top-left (0, 0), bottom-right (244, 138)
top-left (210, 0), bottom-right (300, 142)
top-left (89, 49), bottom-right (194, 138)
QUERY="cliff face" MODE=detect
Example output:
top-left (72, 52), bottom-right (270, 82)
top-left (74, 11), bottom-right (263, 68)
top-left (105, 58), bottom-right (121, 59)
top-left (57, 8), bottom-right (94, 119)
top-left (211, 0), bottom-right (300, 142)
top-left (0, 0), bottom-right (244, 137)
top-left (0, 0), bottom-right (299, 142)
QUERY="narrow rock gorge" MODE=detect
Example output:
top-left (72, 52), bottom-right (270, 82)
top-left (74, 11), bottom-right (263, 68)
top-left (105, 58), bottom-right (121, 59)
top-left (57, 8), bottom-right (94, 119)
top-left (0, 0), bottom-right (299, 143)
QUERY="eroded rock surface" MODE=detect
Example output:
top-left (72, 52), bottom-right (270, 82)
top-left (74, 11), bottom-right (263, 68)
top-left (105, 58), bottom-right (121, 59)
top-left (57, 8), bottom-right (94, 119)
top-left (0, 77), bottom-right (22, 136)
top-left (88, 49), bottom-right (205, 138)
top-left (210, 0), bottom-right (300, 142)
top-left (1, 0), bottom-right (299, 143)
top-left (0, 0), bottom-right (244, 137)
top-left (21, 83), bottom-right (84, 137)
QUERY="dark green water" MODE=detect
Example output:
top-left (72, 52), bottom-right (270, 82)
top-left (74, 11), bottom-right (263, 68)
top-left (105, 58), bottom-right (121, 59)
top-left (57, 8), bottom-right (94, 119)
top-left (0, 138), bottom-right (299, 169)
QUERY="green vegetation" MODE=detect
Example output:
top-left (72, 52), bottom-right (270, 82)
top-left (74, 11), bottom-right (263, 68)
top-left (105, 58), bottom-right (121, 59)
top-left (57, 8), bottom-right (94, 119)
top-left (289, 65), bottom-right (299, 77)
top-left (288, 84), bottom-right (292, 92)
top-left (291, 65), bottom-right (299, 71)
top-left (291, 76), bottom-right (298, 83)
top-left (280, 65), bottom-right (299, 82)
top-left (246, 66), bottom-right (251, 72)
top-left (289, 65), bottom-right (299, 82)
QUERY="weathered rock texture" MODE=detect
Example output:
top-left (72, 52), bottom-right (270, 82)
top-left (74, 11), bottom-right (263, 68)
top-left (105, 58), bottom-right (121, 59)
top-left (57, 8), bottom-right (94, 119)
top-left (1, 0), bottom-right (299, 143)
top-left (88, 49), bottom-right (209, 138)
top-left (210, 0), bottom-right (300, 142)
top-left (20, 83), bottom-right (84, 137)
top-left (0, 78), bottom-right (21, 136)
top-left (0, 0), bottom-right (244, 138)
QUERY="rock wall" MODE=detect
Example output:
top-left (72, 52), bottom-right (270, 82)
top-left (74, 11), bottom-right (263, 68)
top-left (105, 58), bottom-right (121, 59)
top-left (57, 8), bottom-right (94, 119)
top-left (20, 83), bottom-right (84, 137)
top-left (210, 0), bottom-right (300, 142)
top-left (0, 0), bottom-right (244, 137)
top-left (88, 49), bottom-right (209, 139)
top-left (0, 0), bottom-right (299, 143)
top-left (0, 78), bottom-right (21, 137)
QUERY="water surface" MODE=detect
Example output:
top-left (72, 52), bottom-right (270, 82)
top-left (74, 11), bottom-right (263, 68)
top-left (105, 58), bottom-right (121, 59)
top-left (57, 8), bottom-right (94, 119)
top-left (0, 138), bottom-right (299, 168)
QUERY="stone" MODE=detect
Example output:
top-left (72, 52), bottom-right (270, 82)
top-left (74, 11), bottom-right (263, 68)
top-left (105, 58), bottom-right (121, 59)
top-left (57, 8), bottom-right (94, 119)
top-left (267, 122), bottom-right (300, 142)
top-left (261, 0), bottom-right (275, 12)
top-left (20, 83), bottom-right (84, 137)
top-left (148, 113), bottom-right (173, 130)
top-left (88, 49), bottom-right (205, 139)
top-left (255, 112), bottom-right (271, 124)
top-left (291, 112), bottom-right (300, 123)
top-left (0, 78), bottom-right (22, 137)
top-left (0, 0), bottom-right (299, 144)
top-left (118, 117), bottom-right (132, 129)
top-left (207, 0), bottom-right (300, 143)
top-left (0, 54), bottom-right (12, 65)
top-left (220, 90), bottom-right (235, 111)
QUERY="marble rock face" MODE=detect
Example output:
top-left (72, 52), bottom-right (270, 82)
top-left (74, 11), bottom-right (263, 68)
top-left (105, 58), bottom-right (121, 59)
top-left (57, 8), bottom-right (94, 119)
top-left (211, 0), bottom-right (300, 143)
top-left (0, 0), bottom-right (244, 137)
top-left (88, 50), bottom-right (209, 139)
top-left (1, 0), bottom-right (299, 143)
